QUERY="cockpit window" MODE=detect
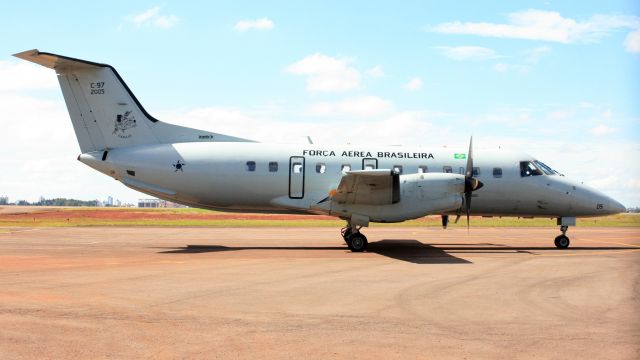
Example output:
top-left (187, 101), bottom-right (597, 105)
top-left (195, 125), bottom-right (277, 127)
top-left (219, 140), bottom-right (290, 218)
top-left (520, 161), bottom-right (543, 177)
top-left (533, 160), bottom-right (561, 176)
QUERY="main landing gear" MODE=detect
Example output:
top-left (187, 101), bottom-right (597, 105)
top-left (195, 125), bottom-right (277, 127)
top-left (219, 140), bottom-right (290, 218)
top-left (554, 225), bottom-right (570, 249)
top-left (341, 225), bottom-right (368, 252)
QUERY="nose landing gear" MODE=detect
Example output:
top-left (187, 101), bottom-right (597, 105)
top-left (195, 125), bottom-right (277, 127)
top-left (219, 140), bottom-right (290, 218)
top-left (554, 225), bottom-right (570, 249)
top-left (554, 217), bottom-right (576, 249)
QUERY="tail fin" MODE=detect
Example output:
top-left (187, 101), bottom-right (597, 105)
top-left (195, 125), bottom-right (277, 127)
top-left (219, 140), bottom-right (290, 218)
top-left (14, 49), bottom-right (253, 152)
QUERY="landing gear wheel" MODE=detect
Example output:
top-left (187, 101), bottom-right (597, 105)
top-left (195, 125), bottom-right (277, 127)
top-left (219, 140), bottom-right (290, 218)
top-left (554, 235), bottom-right (570, 249)
top-left (347, 233), bottom-right (368, 252)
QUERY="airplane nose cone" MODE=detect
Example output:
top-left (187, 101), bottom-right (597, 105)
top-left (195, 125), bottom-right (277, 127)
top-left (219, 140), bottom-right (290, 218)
top-left (607, 198), bottom-right (626, 214)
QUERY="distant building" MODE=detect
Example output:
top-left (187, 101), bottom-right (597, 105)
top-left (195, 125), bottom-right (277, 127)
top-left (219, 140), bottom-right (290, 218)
top-left (138, 198), bottom-right (186, 208)
top-left (138, 199), bottom-right (166, 208)
top-left (0, 196), bottom-right (8, 205)
top-left (106, 196), bottom-right (114, 207)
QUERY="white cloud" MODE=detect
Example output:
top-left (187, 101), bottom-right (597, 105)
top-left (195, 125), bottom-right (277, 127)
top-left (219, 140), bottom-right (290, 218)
top-left (129, 6), bottom-right (179, 29)
top-left (491, 47), bottom-right (550, 73)
top-left (154, 15), bottom-right (180, 28)
top-left (523, 46), bottom-right (551, 63)
top-left (432, 10), bottom-right (640, 44)
top-left (602, 108), bottom-right (613, 118)
top-left (436, 46), bottom-right (499, 61)
top-left (0, 61), bottom-right (58, 92)
top-left (366, 65), bottom-right (384, 78)
top-left (132, 7), bottom-right (159, 26)
top-left (589, 124), bottom-right (616, 136)
top-left (286, 54), bottom-right (361, 92)
top-left (307, 96), bottom-right (393, 117)
top-left (234, 18), bottom-right (274, 31)
top-left (624, 29), bottom-right (640, 53)
top-left (404, 77), bottom-right (423, 91)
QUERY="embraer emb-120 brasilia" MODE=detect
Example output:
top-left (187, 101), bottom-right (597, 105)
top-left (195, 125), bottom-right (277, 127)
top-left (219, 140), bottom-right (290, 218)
top-left (15, 49), bottom-right (626, 252)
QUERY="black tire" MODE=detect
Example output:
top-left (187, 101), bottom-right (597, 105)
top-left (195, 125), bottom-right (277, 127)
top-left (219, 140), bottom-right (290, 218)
top-left (347, 233), bottom-right (368, 252)
top-left (555, 235), bottom-right (570, 249)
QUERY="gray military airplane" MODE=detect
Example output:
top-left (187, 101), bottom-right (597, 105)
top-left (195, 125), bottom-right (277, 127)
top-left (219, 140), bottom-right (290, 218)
top-left (14, 49), bottom-right (626, 252)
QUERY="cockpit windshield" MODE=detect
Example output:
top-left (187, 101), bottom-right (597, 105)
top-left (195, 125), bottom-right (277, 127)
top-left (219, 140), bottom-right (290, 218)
top-left (533, 160), bottom-right (562, 176)
top-left (520, 161), bottom-right (543, 177)
top-left (520, 160), bottom-right (563, 177)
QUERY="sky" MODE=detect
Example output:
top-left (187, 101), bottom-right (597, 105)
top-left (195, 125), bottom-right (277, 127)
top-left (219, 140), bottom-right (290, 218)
top-left (0, 1), bottom-right (639, 206)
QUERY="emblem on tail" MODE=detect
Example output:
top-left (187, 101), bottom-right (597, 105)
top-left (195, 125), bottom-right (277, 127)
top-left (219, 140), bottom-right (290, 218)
top-left (113, 111), bottom-right (137, 138)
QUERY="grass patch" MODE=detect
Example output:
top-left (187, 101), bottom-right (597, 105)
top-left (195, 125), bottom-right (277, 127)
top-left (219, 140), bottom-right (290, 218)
top-left (0, 207), bottom-right (638, 228)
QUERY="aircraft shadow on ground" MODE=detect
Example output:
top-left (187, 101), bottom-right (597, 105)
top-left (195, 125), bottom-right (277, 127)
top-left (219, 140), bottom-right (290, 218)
top-left (156, 239), bottom-right (639, 265)
top-left (155, 240), bottom-right (468, 264)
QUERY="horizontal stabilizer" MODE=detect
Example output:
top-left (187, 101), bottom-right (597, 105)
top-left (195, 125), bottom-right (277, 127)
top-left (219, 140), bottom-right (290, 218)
top-left (13, 49), bottom-right (103, 71)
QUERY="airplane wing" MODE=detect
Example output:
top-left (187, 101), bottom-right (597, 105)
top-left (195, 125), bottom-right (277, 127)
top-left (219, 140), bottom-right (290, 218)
top-left (331, 169), bottom-right (400, 205)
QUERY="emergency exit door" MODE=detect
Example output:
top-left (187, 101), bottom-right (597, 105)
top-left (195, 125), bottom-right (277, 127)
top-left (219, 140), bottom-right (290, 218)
top-left (289, 156), bottom-right (305, 199)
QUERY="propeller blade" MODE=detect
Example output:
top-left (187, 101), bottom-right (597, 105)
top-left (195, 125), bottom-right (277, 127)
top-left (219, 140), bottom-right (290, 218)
top-left (465, 136), bottom-right (474, 179)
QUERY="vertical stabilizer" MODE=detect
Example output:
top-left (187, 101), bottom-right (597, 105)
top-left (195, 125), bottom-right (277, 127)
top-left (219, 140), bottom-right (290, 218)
top-left (13, 49), bottom-right (253, 152)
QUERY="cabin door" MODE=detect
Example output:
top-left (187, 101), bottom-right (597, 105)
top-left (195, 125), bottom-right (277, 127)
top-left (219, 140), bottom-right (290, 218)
top-left (289, 156), bottom-right (305, 199)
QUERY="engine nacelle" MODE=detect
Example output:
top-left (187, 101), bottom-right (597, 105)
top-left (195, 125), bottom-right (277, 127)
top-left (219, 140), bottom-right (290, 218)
top-left (329, 172), bottom-right (465, 223)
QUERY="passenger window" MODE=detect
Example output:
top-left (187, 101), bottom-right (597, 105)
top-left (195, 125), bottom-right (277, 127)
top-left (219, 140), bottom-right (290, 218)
top-left (493, 167), bottom-right (502, 178)
top-left (269, 162), bottom-right (278, 172)
top-left (246, 161), bottom-right (256, 172)
top-left (418, 165), bottom-right (428, 173)
top-left (393, 165), bottom-right (403, 174)
top-left (443, 166), bottom-right (452, 173)
top-left (292, 162), bottom-right (303, 173)
top-left (473, 167), bottom-right (480, 176)
top-left (341, 164), bottom-right (351, 173)
top-left (520, 161), bottom-right (543, 177)
top-left (316, 163), bottom-right (326, 174)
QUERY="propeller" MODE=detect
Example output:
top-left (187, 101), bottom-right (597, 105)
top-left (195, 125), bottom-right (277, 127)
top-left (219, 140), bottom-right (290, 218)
top-left (463, 136), bottom-right (484, 231)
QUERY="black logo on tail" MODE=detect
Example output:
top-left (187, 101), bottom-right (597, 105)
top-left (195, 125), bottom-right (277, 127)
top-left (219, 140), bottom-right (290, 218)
top-left (113, 111), bottom-right (137, 138)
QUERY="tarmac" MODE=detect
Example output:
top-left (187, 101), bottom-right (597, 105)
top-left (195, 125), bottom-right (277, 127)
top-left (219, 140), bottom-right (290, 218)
top-left (1, 226), bottom-right (639, 359)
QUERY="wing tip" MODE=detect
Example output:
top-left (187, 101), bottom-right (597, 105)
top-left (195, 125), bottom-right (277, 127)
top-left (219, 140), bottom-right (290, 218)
top-left (13, 48), bottom-right (40, 60)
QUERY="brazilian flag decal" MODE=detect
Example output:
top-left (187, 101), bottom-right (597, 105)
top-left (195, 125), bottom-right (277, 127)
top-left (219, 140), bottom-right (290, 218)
top-left (454, 153), bottom-right (466, 159)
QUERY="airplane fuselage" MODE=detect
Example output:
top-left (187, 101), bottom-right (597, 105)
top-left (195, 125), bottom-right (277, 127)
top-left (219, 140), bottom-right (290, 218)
top-left (79, 142), bottom-right (624, 219)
